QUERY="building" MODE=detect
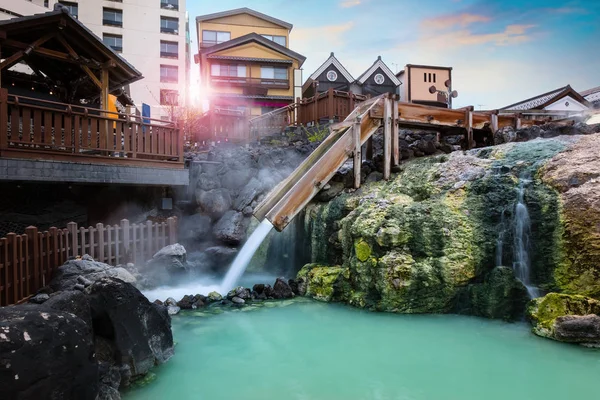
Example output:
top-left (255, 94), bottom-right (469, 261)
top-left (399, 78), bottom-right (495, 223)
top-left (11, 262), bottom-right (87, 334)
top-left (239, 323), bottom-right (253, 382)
top-left (397, 64), bottom-right (453, 108)
top-left (195, 8), bottom-right (306, 116)
top-left (0, 0), bottom-right (190, 120)
top-left (581, 86), bottom-right (600, 109)
top-left (501, 85), bottom-right (591, 119)
top-left (302, 54), bottom-right (400, 99)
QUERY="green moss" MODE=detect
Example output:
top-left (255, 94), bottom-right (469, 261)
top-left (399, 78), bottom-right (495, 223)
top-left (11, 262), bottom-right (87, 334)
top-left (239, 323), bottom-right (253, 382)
top-left (354, 239), bottom-right (372, 262)
top-left (296, 264), bottom-right (350, 302)
top-left (527, 292), bottom-right (600, 337)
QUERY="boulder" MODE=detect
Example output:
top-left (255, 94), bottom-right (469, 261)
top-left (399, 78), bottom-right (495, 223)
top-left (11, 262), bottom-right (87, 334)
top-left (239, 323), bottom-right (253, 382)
top-left (227, 286), bottom-right (251, 300)
top-left (148, 244), bottom-right (187, 274)
top-left (233, 178), bottom-right (263, 211)
top-left (41, 290), bottom-right (93, 327)
top-left (208, 291), bottom-right (223, 302)
top-left (179, 214), bottom-right (212, 241)
top-left (213, 211), bottom-right (250, 246)
top-left (85, 278), bottom-right (174, 377)
top-left (315, 182), bottom-right (345, 202)
top-left (196, 188), bottom-right (232, 218)
top-left (0, 308), bottom-right (98, 400)
top-left (296, 264), bottom-right (350, 302)
top-left (196, 173), bottom-right (221, 191)
top-left (50, 258), bottom-right (136, 292)
top-left (177, 295), bottom-right (194, 310)
top-left (272, 277), bottom-right (294, 299)
top-left (527, 292), bottom-right (600, 342)
top-left (222, 168), bottom-right (256, 192)
top-left (231, 296), bottom-right (245, 305)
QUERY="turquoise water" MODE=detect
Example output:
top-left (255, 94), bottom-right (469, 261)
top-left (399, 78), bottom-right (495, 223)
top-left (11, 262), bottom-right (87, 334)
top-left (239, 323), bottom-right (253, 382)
top-left (126, 300), bottom-right (600, 400)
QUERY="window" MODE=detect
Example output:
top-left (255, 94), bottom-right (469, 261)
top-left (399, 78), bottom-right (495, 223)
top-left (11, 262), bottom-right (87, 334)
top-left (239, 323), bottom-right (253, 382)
top-left (160, 89), bottom-right (179, 106)
top-left (428, 73), bottom-right (432, 82)
top-left (161, 0), bottom-right (179, 10)
top-left (211, 64), bottom-right (246, 77)
top-left (44, 0), bottom-right (49, 7)
top-left (433, 73), bottom-right (436, 83)
top-left (424, 72), bottom-right (427, 82)
top-left (103, 33), bottom-right (123, 52)
top-left (261, 34), bottom-right (286, 46)
top-left (160, 65), bottom-right (179, 83)
top-left (261, 66), bottom-right (287, 80)
top-left (161, 16), bottom-right (179, 34)
top-left (59, 1), bottom-right (78, 18)
top-left (160, 41), bottom-right (178, 58)
top-left (202, 30), bottom-right (230, 46)
top-left (103, 8), bottom-right (122, 27)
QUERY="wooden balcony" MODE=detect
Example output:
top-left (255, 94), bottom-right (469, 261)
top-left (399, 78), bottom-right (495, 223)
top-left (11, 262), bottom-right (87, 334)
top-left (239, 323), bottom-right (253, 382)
top-left (0, 89), bottom-right (184, 169)
top-left (210, 76), bottom-right (290, 90)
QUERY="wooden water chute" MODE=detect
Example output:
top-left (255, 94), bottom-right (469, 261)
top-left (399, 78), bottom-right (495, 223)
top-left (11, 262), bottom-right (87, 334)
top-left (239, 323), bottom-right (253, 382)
top-left (254, 96), bottom-right (547, 232)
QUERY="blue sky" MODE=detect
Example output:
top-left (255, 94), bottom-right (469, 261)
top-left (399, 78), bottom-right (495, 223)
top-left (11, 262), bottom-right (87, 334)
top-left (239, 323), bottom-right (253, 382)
top-left (187, 0), bottom-right (600, 109)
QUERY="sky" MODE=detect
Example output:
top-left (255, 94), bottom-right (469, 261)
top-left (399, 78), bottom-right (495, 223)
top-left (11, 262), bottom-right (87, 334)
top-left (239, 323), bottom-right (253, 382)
top-left (186, 0), bottom-right (600, 109)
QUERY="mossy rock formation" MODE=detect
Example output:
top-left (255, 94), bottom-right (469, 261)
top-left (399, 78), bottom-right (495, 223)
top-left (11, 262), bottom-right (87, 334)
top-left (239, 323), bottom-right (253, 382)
top-left (297, 133), bottom-right (600, 321)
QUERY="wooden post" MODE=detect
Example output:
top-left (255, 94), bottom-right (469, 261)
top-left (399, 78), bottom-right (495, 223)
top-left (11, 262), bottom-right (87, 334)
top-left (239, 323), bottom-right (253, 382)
top-left (349, 91), bottom-right (355, 112)
top-left (106, 226), bottom-right (112, 265)
top-left (313, 91), bottom-right (318, 125)
top-left (392, 96), bottom-right (399, 166)
top-left (67, 222), bottom-right (78, 258)
top-left (465, 106), bottom-right (474, 150)
top-left (167, 217), bottom-right (177, 245)
top-left (0, 88), bottom-right (7, 151)
top-left (101, 69), bottom-right (110, 111)
top-left (327, 87), bottom-right (334, 122)
top-left (49, 227), bottom-right (58, 279)
top-left (490, 111), bottom-right (499, 133)
top-left (146, 221), bottom-right (153, 261)
top-left (383, 97), bottom-right (392, 180)
top-left (132, 223), bottom-right (137, 265)
top-left (121, 219), bottom-right (130, 263)
top-left (366, 137), bottom-right (373, 160)
top-left (7, 233), bottom-right (17, 304)
top-left (25, 227), bottom-right (39, 294)
top-left (96, 223), bottom-right (105, 262)
top-left (353, 116), bottom-right (362, 189)
top-left (515, 113), bottom-right (522, 130)
top-left (114, 225), bottom-right (120, 265)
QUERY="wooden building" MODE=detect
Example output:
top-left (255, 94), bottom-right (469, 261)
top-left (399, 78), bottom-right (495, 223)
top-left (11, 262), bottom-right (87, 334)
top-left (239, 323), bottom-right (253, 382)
top-left (355, 56), bottom-right (401, 98)
top-left (195, 8), bottom-right (306, 116)
top-left (501, 85), bottom-right (591, 120)
top-left (581, 86), bottom-right (600, 109)
top-left (301, 52), bottom-right (356, 98)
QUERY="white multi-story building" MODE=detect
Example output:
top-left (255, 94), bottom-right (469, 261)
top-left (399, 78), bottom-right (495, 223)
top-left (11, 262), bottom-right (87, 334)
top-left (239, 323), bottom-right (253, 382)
top-left (0, 0), bottom-right (189, 119)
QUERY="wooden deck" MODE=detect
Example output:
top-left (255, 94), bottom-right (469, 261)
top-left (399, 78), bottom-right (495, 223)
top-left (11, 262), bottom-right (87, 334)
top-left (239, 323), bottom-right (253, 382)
top-left (0, 89), bottom-right (184, 169)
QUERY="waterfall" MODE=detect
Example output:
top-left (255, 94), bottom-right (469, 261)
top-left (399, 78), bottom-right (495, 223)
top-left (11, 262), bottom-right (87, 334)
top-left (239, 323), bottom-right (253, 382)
top-left (220, 219), bottom-right (274, 292)
top-left (511, 176), bottom-right (540, 299)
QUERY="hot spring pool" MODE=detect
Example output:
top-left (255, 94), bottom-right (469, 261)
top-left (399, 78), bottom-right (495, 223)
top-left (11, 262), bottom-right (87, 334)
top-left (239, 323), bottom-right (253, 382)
top-left (125, 300), bottom-right (600, 400)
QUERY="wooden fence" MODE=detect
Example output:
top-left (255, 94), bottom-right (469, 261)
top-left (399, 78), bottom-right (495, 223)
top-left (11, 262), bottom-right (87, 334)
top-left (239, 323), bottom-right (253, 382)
top-left (296, 88), bottom-right (367, 126)
top-left (0, 217), bottom-right (177, 306)
top-left (0, 88), bottom-right (184, 168)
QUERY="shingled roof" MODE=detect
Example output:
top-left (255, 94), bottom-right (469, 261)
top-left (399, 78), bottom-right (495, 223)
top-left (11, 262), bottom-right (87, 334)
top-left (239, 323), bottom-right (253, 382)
top-left (502, 85), bottom-right (590, 110)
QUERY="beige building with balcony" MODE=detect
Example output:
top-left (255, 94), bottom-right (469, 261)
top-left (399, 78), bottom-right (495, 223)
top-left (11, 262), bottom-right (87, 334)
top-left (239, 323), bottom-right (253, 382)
top-left (397, 64), bottom-right (453, 108)
top-left (0, 0), bottom-right (189, 119)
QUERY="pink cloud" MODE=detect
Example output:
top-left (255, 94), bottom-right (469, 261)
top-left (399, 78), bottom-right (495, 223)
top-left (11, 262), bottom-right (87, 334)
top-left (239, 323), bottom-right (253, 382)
top-left (340, 0), bottom-right (361, 8)
top-left (421, 13), bottom-right (491, 30)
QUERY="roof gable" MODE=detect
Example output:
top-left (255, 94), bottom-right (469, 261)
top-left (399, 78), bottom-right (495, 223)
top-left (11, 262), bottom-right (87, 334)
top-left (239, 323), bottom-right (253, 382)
top-left (308, 52), bottom-right (355, 83)
top-left (356, 56), bottom-right (401, 86)
top-left (502, 85), bottom-right (590, 110)
top-left (581, 86), bottom-right (600, 103)
top-left (199, 33), bottom-right (305, 66)
top-left (196, 8), bottom-right (292, 31)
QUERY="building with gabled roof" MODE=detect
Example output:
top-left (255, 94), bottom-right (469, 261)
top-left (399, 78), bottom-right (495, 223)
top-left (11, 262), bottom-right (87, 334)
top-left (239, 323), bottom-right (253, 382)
top-left (501, 85), bottom-right (590, 112)
top-left (302, 52), bottom-right (356, 98)
top-left (195, 7), bottom-right (305, 116)
top-left (581, 86), bottom-right (600, 108)
top-left (355, 56), bottom-right (401, 97)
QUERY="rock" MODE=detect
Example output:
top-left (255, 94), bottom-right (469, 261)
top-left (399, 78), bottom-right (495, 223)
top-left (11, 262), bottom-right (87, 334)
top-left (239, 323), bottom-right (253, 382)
top-left (85, 278), bottom-right (174, 377)
top-left (208, 291), bottom-right (222, 302)
top-left (96, 384), bottom-right (120, 400)
top-left (29, 293), bottom-right (50, 304)
top-left (149, 244), bottom-right (187, 275)
top-left (196, 188), bottom-right (232, 218)
top-left (222, 168), bottom-right (256, 191)
top-left (264, 284), bottom-right (275, 299)
top-left (252, 283), bottom-right (265, 294)
top-left (213, 211), bottom-right (250, 245)
top-left (296, 264), bottom-right (350, 302)
top-left (242, 206), bottom-right (254, 216)
top-left (165, 297), bottom-right (178, 306)
top-left (227, 286), bottom-right (251, 300)
top-left (167, 306), bottom-right (181, 315)
top-left (231, 296), bottom-right (245, 305)
top-left (196, 173), bottom-right (221, 191)
top-left (179, 214), bottom-right (212, 241)
top-left (316, 181), bottom-right (345, 202)
top-left (288, 279), bottom-right (299, 295)
top-left (272, 277), bottom-right (294, 299)
top-left (203, 246), bottom-right (238, 271)
top-left (0, 308), bottom-right (98, 400)
top-left (527, 292), bottom-right (600, 341)
top-left (42, 290), bottom-right (92, 327)
top-left (554, 314), bottom-right (600, 344)
top-left (50, 257), bottom-right (135, 292)
top-left (460, 267), bottom-right (529, 320)
top-left (177, 295), bottom-right (194, 310)
top-left (233, 177), bottom-right (263, 211)
top-left (192, 299), bottom-right (205, 309)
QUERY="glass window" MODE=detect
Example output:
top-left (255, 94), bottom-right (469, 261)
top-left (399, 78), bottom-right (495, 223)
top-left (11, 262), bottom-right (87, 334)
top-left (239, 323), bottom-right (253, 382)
top-left (59, 1), bottom-right (78, 18)
top-left (261, 67), bottom-right (287, 80)
top-left (160, 89), bottom-right (179, 106)
top-left (202, 30), bottom-right (231, 46)
top-left (261, 35), bottom-right (286, 46)
top-left (103, 8), bottom-right (123, 27)
top-left (211, 64), bottom-right (246, 77)
top-left (161, 17), bottom-right (179, 34)
top-left (160, 0), bottom-right (179, 11)
top-left (160, 65), bottom-right (179, 83)
top-left (160, 41), bottom-right (178, 58)
top-left (103, 33), bottom-right (123, 52)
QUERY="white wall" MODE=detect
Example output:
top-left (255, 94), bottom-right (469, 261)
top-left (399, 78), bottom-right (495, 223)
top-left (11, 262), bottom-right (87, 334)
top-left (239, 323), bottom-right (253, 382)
top-left (0, 0), bottom-right (51, 20)
top-left (544, 95), bottom-right (588, 112)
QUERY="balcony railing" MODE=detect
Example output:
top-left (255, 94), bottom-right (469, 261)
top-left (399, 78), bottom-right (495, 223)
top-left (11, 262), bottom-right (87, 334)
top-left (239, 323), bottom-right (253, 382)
top-left (160, 51), bottom-right (178, 59)
top-left (103, 19), bottom-right (122, 27)
top-left (200, 41), bottom-right (228, 48)
top-left (160, 2), bottom-right (179, 10)
top-left (210, 76), bottom-right (289, 89)
top-left (161, 27), bottom-right (179, 35)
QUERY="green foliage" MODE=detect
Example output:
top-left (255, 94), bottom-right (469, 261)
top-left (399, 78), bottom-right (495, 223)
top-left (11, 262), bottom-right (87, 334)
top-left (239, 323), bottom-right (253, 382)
top-left (303, 123), bottom-right (329, 143)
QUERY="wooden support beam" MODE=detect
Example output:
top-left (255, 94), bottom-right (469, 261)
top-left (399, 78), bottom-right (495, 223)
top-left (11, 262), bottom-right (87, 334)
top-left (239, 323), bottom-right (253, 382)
top-left (366, 137), bottom-right (373, 160)
top-left (383, 96), bottom-right (392, 180)
top-left (515, 114), bottom-right (522, 130)
top-left (0, 51), bottom-right (25, 72)
top-left (392, 96), bottom-right (399, 166)
top-left (56, 34), bottom-right (102, 89)
top-left (353, 116), bottom-right (362, 189)
top-left (101, 68), bottom-right (110, 110)
top-left (465, 106), bottom-right (474, 150)
top-left (0, 33), bottom-right (56, 72)
top-left (490, 110), bottom-right (499, 133)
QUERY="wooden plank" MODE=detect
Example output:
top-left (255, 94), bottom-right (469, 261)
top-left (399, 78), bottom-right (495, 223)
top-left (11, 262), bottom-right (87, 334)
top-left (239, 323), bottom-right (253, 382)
top-left (121, 219), bottom-right (130, 263)
top-left (0, 89), bottom-right (8, 150)
top-left (8, 234), bottom-right (17, 304)
top-left (64, 110), bottom-right (72, 150)
top-left (114, 225), bottom-right (120, 265)
top-left (97, 223), bottom-right (105, 262)
top-left (465, 107), bottom-right (474, 150)
top-left (397, 101), bottom-right (467, 128)
top-left (25, 227), bottom-right (39, 293)
top-left (33, 109), bottom-right (42, 145)
top-left (89, 227), bottom-right (96, 259)
top-left (138, 224), bottom-right (144, 264)
top-left (167, 217), bottom-right (177, 245)
top-left (80, 227), bottom-right (86, 258)
top-left (50, 227), bottom-right (58, 280)
top-left (1, 238), bottom-right (8, 306)
top-left (43, 111), bottom-right (52, 145)
top-left (490, 112), bottom-right (499, 133)
top-left (392, 98), bottom-right (399, 166)
top-left (54, 112), bottom-right (63, 146)
top-left (383, 97), bottom-right (392, 180)
top-left (10, 106), bottom-right (20, 140)
top-left (22, 108), bottom-right (31, 143)
top-left (353, 118), bottom-right (362, 189)
top-left (67, 222), bottom-right (78, 258)
top-left (146, 221), bottom-right (153, 262)
top-left (132, 222), bottom-right (137, 265)
top-left (106, 225), bottom-right (112, 265)
top-left (18, 236), bottom-right (24, 300)
top-left (99, 117), bottom-right (107, 152)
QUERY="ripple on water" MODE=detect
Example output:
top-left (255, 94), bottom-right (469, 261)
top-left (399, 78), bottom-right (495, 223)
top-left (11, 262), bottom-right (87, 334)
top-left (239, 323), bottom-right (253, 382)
top-left (125, 301), bottom-right (600, 400)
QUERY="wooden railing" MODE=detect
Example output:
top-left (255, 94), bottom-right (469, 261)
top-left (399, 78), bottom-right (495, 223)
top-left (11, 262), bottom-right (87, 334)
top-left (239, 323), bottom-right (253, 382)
top-left (249, 104), bottom-right (296, 139)
top-left (296, 88), bottom-right (367, 126)
top-left (0, 88), bottom-right (184, 168)
top-left (210, 76), bottom-right (290, 89)
top-left (0, 217), bottom-right (178, 306)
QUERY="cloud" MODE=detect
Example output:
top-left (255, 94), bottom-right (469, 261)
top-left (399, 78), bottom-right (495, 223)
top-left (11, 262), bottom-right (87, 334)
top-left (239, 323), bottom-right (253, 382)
top-left (421, 13), bottom-right (491, 30)
top-left (291, 22), bottom-right (355, 49)
top-left (339, 0), bottom-right (361, 7)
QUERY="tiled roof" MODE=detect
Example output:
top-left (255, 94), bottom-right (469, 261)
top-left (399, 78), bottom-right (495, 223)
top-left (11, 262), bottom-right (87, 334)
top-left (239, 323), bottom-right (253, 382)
top-left (582, 86), bottom-right (600, 103)
top-left (502, 86), bottom-right (568, 110)
top-left (356, 56), bottom-right (401, 86)
top-left (207, 55), bottom-right (292, 64)
top-left (308, 52), bottom-right (355, 83)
